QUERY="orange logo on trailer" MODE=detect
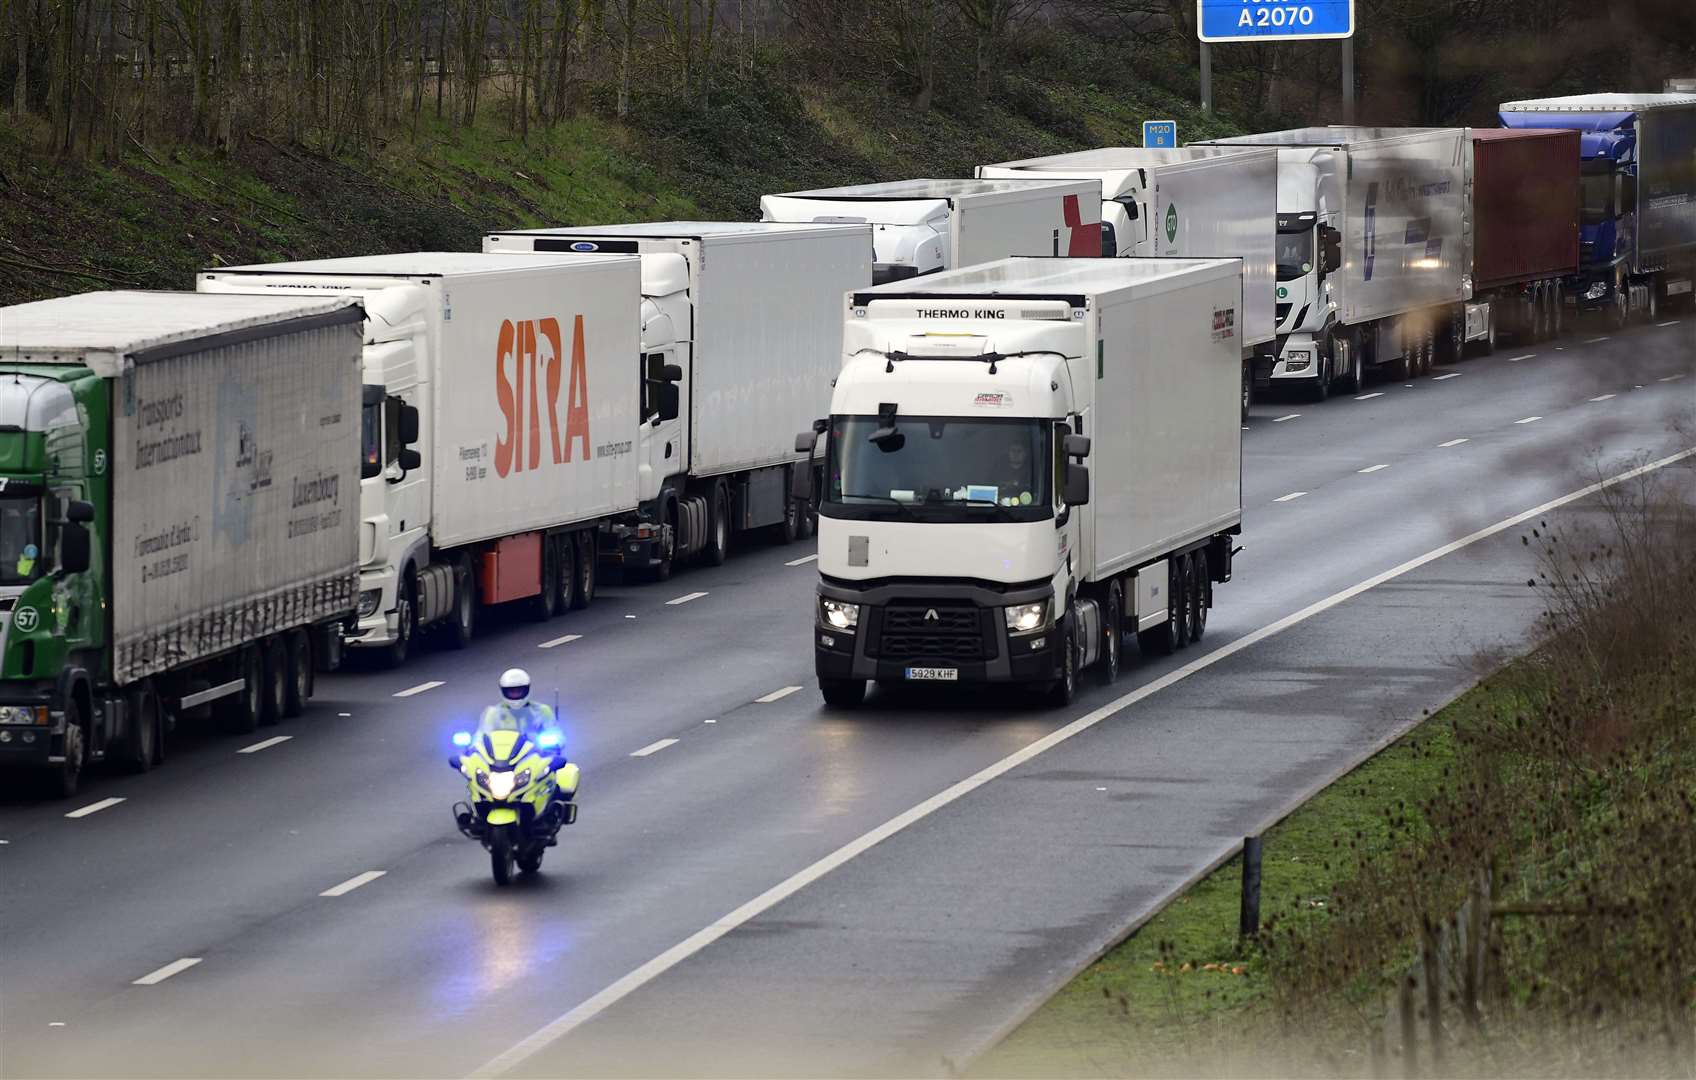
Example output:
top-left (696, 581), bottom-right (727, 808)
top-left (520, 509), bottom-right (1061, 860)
top-left (494, 315), bottom-right (592, 477)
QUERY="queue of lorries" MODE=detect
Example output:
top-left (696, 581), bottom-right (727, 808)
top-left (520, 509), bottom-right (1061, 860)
top-left (0, 93), bottom-right (1692, 796)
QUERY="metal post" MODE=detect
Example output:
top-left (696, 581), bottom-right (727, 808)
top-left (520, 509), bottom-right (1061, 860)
top-left (1238, 835), bottom-right (1263, 939)
top-left (1341, 36), bottom-right (1355, 124)
top-left (1200, 42), bottom-right (1213, 115)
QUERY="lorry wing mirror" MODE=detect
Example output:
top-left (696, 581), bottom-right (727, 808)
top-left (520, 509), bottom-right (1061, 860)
top-left (1064, 434), bottom-right (1092, 460)
top-left (657, 383), bottom-right (681, 422)
top-left (60, 523), bottom-right (92, 575)
top-left (790, 461), bottom-right (815, 504)
top-left (660, 363), bottom-right (683, 383)
top-left (1320, 226), bottom-right (1342, 273)
top-left (398, 448), bottom-right (422, 473)
top-left (66, 500), bottom-right (95, 524)
top-left (399, 403), bottom-right (421, 446)
top-left (1063, 464), bottom-right (1091, 507)
top-left (795, 430), bottom-right (819, 454)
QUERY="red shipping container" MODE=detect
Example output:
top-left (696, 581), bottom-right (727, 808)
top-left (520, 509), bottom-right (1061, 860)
top-left (1471, 128), bottom-right (1581, 291)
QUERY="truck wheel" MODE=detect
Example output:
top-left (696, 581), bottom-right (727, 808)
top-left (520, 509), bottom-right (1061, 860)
top-left (260, 637), bottom-right (288, 727)
top-left (1442, 312), bottom-right (1463, 366)
top-left (447, 562), bottom-right (476, 649)
top-left (1099, 581), bottom-right (1123, 686)
top-left (49, 702), bottom-right (87, 799)
top-left (283, 630), bottom-right (313, 718)
top-left (1307, 359), bottom-right (1330, 403)
top-left (571, 531), bottom-right (596, 609)
top-left (218, 647), bottom-right (263, 735)
top-left (704, 483), bottom-right (730, 566)
top-left (530, 539), bottom-right (561, 622)
top-left (1646, 284), bottom-right (1659, 324)
top-left (122, 684), bottom-right (159, 774)
top-left (1177, 555), bottom-right (1198, 648)
top-left (1191, 551), bottom-right (1209, 643)
top-left (1482, 316), bottom-right (1496, 355)
top-left (773, 483), bottom-right (801, 545)
top-left (381, 579), bottom-right (416, 669)
top-left (819, 678), bottom-right (865, 709)
top-left (1046, 616), bottom-right (1078, 708)
top-left (1241, 364), bottom-right (1253, 418)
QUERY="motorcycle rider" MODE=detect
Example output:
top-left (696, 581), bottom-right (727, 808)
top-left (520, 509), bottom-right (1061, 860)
top-left (472, 668), bottom-right (580, 804)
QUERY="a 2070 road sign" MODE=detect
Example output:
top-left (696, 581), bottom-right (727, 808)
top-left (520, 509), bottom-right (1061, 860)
top-left (1197, 0), bottom-right (1355, 42)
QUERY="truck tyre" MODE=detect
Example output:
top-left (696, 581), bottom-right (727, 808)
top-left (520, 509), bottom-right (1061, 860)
top-left (260, 637), bottom-right (288, 727)
top-left (1647, 284), bottom-right (1659, 324)
top-left (652, 507), bottom-right (677, 583)
top-left (704, 483), bottom-right (730, 567)
top-left (1241, 363), bottom-right (1253, 418)
top-left (1099, 581), bottom-right (1123, 686)
top-left (1338, 335), bottom-right (1364, 392)
top-left (284, 630), bottom-right (313, 718)
top-left (1046, 616), bottom-right (1078, 708)
top-left (49, 700), bottom-right (87, 799)
top-left (448, 562), bottom-right (476, 649)
top-left (570, 531), bottom-right (596, 610)
top-left (1177, 555), bottom-right (1197, 648)
top-left (530, 539), bottom-right (561, 622)
top-left (1306, 358), bottom-right (1330, 403)
top-left (218, 647), bottom-right (263, 735)
top-left (121, 684), bottom-right (159, 774)
top-left (1191, 551), bottom-right (1210, 643)
top-left (819, 678), bottom-right (865, 709)
top-left (774, 474), bottom-right (801, 545)
top-left (1441, 311), bottom-right (1463, 366)
top-left (1481, 315), bottom-right (1496, 355)
top-left (381, 578), bottom-right (416, 669)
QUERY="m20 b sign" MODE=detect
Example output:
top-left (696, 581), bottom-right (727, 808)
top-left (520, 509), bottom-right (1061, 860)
top-left (1197, 0), bottom-right (1354, 42)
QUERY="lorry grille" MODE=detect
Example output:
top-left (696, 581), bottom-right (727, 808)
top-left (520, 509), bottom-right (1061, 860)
top-left (872, 603), bottom-right (993, 661)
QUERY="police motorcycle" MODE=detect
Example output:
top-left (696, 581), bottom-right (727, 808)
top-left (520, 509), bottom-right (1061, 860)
top-left (449, 673), bottom-right (581, 885)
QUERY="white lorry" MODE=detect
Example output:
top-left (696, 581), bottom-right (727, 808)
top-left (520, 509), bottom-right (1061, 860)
top-left (0, 292), bottom-right (363, 795)
top-left (758, 178), bottom-right (1101, 285)
top-left (483, 222), bottom-right (872, 579)
top-left (1196, 127), bottom-right (1472, 400)
top-left (978, 146), bottom-right (1279, 415)
top-left (200, 253), bottom-right (645, 666)
top-left (795, 257), bottom-right (1244, 709)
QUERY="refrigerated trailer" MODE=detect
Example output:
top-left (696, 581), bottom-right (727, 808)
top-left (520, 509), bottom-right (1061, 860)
top-left (0, 291), bottom-right (364, 796)
top-left (978, 146), bottom-right (1278, 413)
top-left (1197, 127), bottom-right (1471, 399)
top-left (759, 178), bottom-right (1101, 284)
top-left (1500, 93), bottom-right (1696, 322)
top-left (484, 223), bottom-right (872, 579)
top-left (796, 257), bottom-right (1244, 708)
top-left (200, 253), bottom-right (645, 666)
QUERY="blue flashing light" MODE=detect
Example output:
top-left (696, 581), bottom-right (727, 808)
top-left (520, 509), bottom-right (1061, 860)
top-left (451, 731), bottom-right (473, 747)
top-left (536, 729), bottom-right (562, 749)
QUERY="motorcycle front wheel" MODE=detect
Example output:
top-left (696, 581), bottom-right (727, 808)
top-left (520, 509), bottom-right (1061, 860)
top-left (490, 827), bottom-right (517, 886)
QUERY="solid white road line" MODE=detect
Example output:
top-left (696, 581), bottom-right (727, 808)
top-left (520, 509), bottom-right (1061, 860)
top-left (755, 686), bottom-right (803, 704)
top-left (666, 592), bottom-right (708, 606)
top-left (1354, 392), bottom-right (1384, 401)
top-left (64, 797), bottom-right (125, 819)
top-left (1273, 491), bottom-right (1308, 503)
top-left (1589, 394), bottom-right (1616, 402)
top-left (1438, 438), bottom-right (1469, 448)
top-left (472, 445), bottom-right (1696, 1080)
top-left (1658, 320), bottom-right (1681, 328)
top-left (1434, 372), bottom-right (1461, 381)
top-left (132, 958), bottom-right (202, 986)
top-left (393, 681), bottom-right (444, 698)
top-left (785, 554), bottom-right (819, 567)
top-left (1507, 353), bottom-right (1536, 362)
top-left (1661, 373), bottom-right (1687, 382)
top-left (1584, 336), bottom-right (1609, 344)
top-left (1272, 413), bottom-right (1301, 423)
top-left (236, 735), bottom-right (292, 755)
top-left (539, 634), bottom-right (582, 649)
top-left (1358, 464), bottom-right (1391, 474)
top-left (1515, 416), bottom-right (1542, 425)
top-left (630, 739), bottom-right (679, 758)
top-left (320, 870), bottom-right (386, 898)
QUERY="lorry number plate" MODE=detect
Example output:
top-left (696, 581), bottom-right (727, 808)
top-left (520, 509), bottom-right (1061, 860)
top-left (905, 667), bottom-right (958, 681)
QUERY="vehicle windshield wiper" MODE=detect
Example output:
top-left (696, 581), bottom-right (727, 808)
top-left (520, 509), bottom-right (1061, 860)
top-left (837, 491), bottom-right (915, 513)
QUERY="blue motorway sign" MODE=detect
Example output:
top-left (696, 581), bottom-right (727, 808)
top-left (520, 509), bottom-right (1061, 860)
top-left (1197, 0), bottom-right (1354, 42)
top-left (1142, 120), bottom-right (1178, 149)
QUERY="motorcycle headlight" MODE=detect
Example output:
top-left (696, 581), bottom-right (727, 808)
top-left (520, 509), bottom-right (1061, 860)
top-left (820, 597), bottom-right (859, 631)
top-left (487, 770), bottom-right (517, 800)
top-left (513, 768), bottom-right (532, 791)
top-left (1004, 600), bottom-right (1050, 633)
top-left (474, 769), bottom-right (491, 790)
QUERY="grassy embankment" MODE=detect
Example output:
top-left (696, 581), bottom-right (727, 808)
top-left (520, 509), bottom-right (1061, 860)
top-left (0, 62), bottom-right (1244, 305)
top-left (979, 468), bottom-right (1696, 1078)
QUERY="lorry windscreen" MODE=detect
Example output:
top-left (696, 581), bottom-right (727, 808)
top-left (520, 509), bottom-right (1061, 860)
top-left (1580, 161), bottom-right (1615, 225)
top-left (0, 498), bottom-right (44, 585)
top-left (824, 415), bottom-right (1051, 523)
top-left (1275, 228), bottom-right (1314, 281)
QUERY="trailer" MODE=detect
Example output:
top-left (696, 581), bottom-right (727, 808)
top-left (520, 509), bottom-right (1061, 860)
top-left (1500, 93), bottom-right (1696, 322)
top-left (979, 146), bottom-right (1278, 413)
top-left (200, 253), bottom-right (645, 666)
top-left (759, 178), bottom-right (1100, 284)
top-left (795, 257), bottom-right (1244, 708)
top-left (0, 291), bottom-right (364, 796)
top-left (1197, 127), bottom-right (1471, 399)
top-left (484, 223), bottom-right (872, 579)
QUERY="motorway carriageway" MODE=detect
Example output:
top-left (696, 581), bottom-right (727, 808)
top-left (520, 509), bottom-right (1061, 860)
top-left (0, 318), bottom-right (1691, 1078)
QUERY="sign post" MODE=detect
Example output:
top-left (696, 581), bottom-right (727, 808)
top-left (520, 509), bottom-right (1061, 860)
top-left (1194, 0), bottom-right (1356, 118)
top-left (1142, 120), bottom-right (1179, 148)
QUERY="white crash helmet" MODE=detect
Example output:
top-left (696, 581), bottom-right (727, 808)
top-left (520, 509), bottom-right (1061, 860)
top-left (499, 668), bottom-right (531, 707)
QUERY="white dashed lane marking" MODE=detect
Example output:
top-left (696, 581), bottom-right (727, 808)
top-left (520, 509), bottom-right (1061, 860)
top-left (1272, 413), bottom-right (1301, 423)
top-left (785, 554), bottom-right (819, 566)
top-left (1589, 394), bottom-right (1616, 402)
top-left (1438, 438), bottom-right (1469, 448)
top-left (236, 736), bottom-right (292, 754)
top-left (320, 871), bottom-right (386, 898)
top-left (539, 634), bottom-right (582, 649)
top-left (1273, 491), bottom-right (1308, 503)
top-left (64, 797), bottom-right (125, 819)
top-left (393, 681), bottom-right (444, 698)
top-left (1434, 372), bottom-right (1461, 381)
top-left (631, 739), bottom-right (679, 758)
top-left (1354, 392), bottom-right (1383, 401)
top-left (755, 686), bottom-right (804, 704)
top-left (1515, 416), bottom-right (1542, 425)
top-left (666, 592), bottom-right (708, 606)
top-left (1358, 464), bottom-right (1390, 474)
top-left (132, 958), bottom-right (201, 986)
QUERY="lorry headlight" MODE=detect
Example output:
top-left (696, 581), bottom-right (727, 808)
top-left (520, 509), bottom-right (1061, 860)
top-left (820, 598), bottom-right (859, 631)
top-left (1284, 350), bottom-right (1312, 372)
top-left (358, 589), bottom-right (382, 618)
top-left (1585, 281), bottom-right (1608, 301)
top-left (1004, 601), bottom-right (1050, 634)
top-left (0, 705), bottom-right (48, 726)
